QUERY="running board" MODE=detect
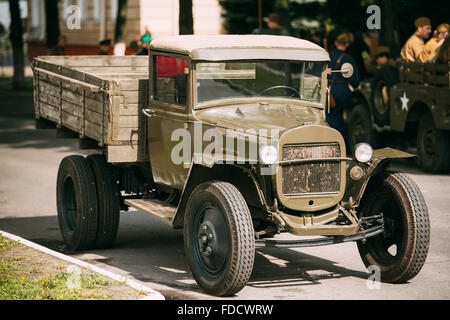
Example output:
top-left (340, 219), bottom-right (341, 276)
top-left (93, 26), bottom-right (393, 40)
top-left (124, 199), bottom-right (176, 226)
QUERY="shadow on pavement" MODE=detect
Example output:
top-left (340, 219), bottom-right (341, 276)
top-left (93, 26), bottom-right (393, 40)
top-left (0, 212), bottom-right (370, 297)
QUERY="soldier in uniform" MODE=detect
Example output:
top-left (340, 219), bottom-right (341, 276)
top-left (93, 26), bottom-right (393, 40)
top-left (327, 33), bottom-right (360, 146)
top-left (400, 17), bottom-right (433, 62)
top-left (425, 23), bottom-right (449, 62)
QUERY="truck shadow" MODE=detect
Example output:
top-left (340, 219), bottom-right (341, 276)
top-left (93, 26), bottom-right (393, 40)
top-left (0, 117), bottom-right (81, 152)
top-left (0, 213), bottom-right (370, 298)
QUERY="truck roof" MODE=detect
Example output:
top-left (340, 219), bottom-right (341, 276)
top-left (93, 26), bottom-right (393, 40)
top-left (150, 35), bottom-right (330, 62)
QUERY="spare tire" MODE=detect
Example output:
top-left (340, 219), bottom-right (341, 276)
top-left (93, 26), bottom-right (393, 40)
top-left (370, 65), bottom-right (399, 126)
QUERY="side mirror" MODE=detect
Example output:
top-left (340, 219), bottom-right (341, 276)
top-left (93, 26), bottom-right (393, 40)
top-left (341, 63), bottom-right (354, 79)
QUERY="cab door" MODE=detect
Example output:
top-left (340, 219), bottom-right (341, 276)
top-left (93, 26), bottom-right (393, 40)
top-left (146, 53), bottom-right (191, 190)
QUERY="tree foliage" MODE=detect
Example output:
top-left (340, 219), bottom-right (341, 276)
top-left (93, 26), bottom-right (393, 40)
top-left (220, 0), bottom-right (450, 56)
top-left (219, 0), bottom-right (275, 34)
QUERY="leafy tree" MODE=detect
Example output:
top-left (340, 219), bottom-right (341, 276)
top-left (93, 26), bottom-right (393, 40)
top-left (219, 0), bottom-right (275, 34)
top-left (219, 0), bottom-right (450, 58)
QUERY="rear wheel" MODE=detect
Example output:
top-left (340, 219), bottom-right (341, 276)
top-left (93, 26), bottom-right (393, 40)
top-left (357, 172), bottom-right (430, 283)
top-left (57, 155), bottom-right (98, 251)
top-left (184, 181), bottom-right (255, 296)
top-left (417, 113), bottom-right (450, 173)
top-left (87, 154), bottom-right (120, 249)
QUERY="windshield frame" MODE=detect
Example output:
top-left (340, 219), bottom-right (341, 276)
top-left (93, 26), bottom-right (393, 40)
top-left (193, 59), bottom-right (328, 110)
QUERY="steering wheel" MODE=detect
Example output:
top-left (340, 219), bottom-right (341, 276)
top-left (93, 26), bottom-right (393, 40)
top-left (260, 86), bottom-right (300, 98)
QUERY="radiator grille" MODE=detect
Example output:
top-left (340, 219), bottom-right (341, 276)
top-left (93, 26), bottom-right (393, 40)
top-left (282, 144), bottom-right (341, 195)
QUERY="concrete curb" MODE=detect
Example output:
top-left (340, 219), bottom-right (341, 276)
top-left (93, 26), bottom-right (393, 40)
top-left (0, 230), bottom-right (165, 300)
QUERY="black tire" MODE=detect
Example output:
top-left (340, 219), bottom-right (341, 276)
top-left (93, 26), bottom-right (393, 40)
top-left (86, 154), bottom-right (120, 249)
top-left (370, 66), bottom-right (399, 126)
top-left (184, 181), bottom-right (255, 297)
top-left (57, 155), bottom-right (98, 251)
top-left (417, 113), bottom-right (450, 173)
top-left (357, 172), bottom-right (430, 283)
top-left (348, 104), bottom-right (378, 151)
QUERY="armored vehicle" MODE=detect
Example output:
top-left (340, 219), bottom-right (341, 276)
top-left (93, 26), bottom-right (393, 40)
top-left (33, 35), bottom-right (430, 296)
top-left (350, 61), bottom-right (450, 173)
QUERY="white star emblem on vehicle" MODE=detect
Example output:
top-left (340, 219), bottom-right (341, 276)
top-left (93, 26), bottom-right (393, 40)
top-left (400, 92), bottom-right (409, 112)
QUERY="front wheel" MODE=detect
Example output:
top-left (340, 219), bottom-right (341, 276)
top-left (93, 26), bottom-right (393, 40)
top-left (184, 181), bottom-right (255, 297)
top-left (357, 172), bottom-right (430, 283)
top-left (417, 113), bottom-right (450, 173)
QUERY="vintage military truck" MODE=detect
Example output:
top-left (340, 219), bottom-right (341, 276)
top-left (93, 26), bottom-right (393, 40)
top-left (32, 35), bottom-right (430, 297)
top-left (349, 61), bottom-right (450, 173)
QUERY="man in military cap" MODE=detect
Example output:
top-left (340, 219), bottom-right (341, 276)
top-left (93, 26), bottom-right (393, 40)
top-left (370, 46), bottom-right (399, 110)
top-left (400, 17), bottom-right (433, 62)
top-left (327, 33), bottom-right (360, 146)
top-left (425, 23), bottom-right (449, 62)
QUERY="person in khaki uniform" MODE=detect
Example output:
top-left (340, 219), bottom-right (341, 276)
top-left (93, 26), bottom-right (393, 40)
top-left (425, 23), bottom-right (449, 62)
top-left (400, 17), bottom-right (433, 62)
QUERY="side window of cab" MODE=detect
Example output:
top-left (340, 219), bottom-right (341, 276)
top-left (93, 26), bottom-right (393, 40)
top-left (153, 55), bottom-right (188, 106)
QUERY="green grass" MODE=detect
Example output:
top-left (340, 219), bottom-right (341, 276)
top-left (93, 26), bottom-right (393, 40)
top-left (0, 234), bottom-right (125, 300)
top-left (0, 77), bottom-right (34, 92)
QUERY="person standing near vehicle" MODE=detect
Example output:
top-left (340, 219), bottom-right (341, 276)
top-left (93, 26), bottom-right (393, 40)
top-left (136, 34), bottom-right (152, 56)
top-left (327, 33), bottom-right (360, 147)
top-left (400, 17), bottom-right (433, 62)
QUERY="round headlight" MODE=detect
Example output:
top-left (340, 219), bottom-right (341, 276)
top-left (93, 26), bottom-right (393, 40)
top-left (354, 143), bottom-right (373, 163)
top-left (259, 145), bottom-right (278, 165)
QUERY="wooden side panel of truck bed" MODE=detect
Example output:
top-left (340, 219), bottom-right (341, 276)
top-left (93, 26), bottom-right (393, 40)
top-left (32, 56), bottom-right (150, 163)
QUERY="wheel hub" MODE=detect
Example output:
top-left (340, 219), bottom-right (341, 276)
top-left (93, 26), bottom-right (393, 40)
top-left (198, 223), bottom-right (216, 256)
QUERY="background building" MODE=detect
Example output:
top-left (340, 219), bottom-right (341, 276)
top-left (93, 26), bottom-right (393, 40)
top-left (27, 0), bottom-right (224, 57)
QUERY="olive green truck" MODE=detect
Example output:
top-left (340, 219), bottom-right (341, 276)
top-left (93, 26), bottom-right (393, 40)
top-left (350, 61), bottom-right (450, 173)
top-left (32, 35), bottom-right (430, 297)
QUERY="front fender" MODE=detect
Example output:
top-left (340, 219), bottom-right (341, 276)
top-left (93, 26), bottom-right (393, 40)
top-left (343, 148), bottom-right (415, 209)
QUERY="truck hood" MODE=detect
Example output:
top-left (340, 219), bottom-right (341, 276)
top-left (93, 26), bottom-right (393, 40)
top-left (193, 103), bottom-right (327, 135)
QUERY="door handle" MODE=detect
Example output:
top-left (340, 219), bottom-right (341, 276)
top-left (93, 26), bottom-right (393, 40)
top-left (142, 109), bottom-right (156, 117)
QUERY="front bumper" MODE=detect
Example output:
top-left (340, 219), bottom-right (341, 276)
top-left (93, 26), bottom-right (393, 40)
top-left (255, 223), bottom-right (384, 248)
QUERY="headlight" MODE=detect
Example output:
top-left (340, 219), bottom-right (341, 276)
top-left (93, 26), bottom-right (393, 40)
top-left (354, 143), bottom-right (373, 163)
top-left (259, 145), bottom-right (278, 165)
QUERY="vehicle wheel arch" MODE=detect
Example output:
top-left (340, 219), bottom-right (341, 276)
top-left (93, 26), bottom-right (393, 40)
top-left (406, 100), bottom-right (431, 124)
top-left (172, 163), bottom-right (268, 228)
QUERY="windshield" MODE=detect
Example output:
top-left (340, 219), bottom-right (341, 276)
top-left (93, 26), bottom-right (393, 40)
top-left (195, 61), bottom-right (326, 105)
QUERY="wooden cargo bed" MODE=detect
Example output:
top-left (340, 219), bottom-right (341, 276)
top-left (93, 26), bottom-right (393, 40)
top-left (32, 56), bottom-right (149, 163)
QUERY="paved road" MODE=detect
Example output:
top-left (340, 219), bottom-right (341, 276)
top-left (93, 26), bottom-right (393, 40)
top-left (1, 93), bottom-right (449, 299)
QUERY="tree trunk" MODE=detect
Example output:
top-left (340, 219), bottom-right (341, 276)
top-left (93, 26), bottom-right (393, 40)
top-left (179, 0), bottom-right (194, 35)
top-left (114, 0), bottom-right (128, 43)
top-left (379, 0), bottom-right (400, 57)
top-left (45, 0), bottom-right (60, 50)
top-left (8, 0), bottom-right (25, 90)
